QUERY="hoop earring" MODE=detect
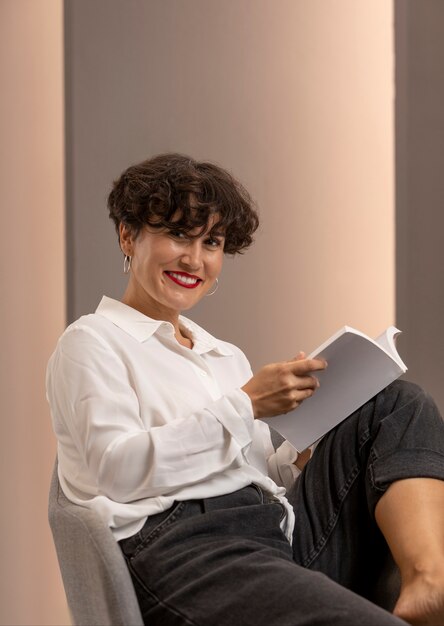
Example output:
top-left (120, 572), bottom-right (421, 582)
top-left (206, 278), bottom-right (219, 296)
top-left (123, 255), bottom-right (132, 274)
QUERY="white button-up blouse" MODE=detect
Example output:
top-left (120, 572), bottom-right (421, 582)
top-left (46, 296), bottom-right (299, 541)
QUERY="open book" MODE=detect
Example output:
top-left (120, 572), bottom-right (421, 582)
top-left (262, 326), bottom-right (407, 452)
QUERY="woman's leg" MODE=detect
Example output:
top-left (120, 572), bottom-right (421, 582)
top-left (287, 380), bottom-right (444, 621)
top-left (375, 477), bottom-right (444, 624)
top-left (120, 486), bottom-right (406, 626)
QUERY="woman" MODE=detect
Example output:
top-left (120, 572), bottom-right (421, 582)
top-left (47, 153), bottom-right (444, 626)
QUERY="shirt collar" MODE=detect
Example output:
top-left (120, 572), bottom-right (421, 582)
top-left (95, 296), bottom-right (233, 357)
top-left (178, 315), bottom-right (234, 356)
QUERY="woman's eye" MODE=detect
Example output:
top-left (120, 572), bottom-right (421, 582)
top-left (169, 231), bottom-right (186, 239)
top-left (206, 238), bottom-right (222, 248)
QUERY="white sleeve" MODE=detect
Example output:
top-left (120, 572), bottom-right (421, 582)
top-left (267, 440), bottom-right (302, 489)
top-left (256, 420), bottom-right (302, 491)
top-left (46, 327), bottom-right (255, 503)
top-left (221, 347), bottom-right (304, 492)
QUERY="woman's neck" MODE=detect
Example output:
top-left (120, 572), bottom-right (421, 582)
top-left (121, 291), bottom-right (193, 349)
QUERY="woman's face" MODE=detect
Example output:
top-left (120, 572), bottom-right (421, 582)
top-left (120, 215), bottom-right (225, 320)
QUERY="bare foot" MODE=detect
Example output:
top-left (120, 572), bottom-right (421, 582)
top-left (393, 572), bottom-right (444, 625)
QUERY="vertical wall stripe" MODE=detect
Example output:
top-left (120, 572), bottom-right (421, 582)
top-left (0, 0), bottom-right (69, 623)
top-left (395, 0), bottom-right (444, 411)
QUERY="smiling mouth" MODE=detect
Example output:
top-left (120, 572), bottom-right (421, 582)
top-left (164, 271), bottom-right (203, 289)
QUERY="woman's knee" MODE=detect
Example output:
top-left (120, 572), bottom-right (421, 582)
top-left (386, 379), bottom-right (425, 402)
top-left (383, 379), bottom-right (441, 420)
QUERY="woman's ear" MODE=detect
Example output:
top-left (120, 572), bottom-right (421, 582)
top-left (119, 223), bottom-right (133, 255)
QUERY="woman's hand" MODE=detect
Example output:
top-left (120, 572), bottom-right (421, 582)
top-left (241, 353), bottom-right (327, 419)
top-left (294, 447), bottom-right (312, 471)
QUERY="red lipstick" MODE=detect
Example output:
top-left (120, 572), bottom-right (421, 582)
top-left (164, 271), bottom-right (202, 289)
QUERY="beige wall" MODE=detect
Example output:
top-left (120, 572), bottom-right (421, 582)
top-left (66, 0), bottom-right (395, 370)
top-left (188, 0), bottom-right (396, 366)
top-left (0, 1), bottom-right (69, 624)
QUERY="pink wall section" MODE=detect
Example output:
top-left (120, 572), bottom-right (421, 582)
top-left (0, 1), bottom-right (69, 624)
top-left (173, 1), bottom-right (396, 366)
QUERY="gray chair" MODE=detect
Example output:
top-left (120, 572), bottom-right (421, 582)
top-left (48, 460), bottom-right (144, 626)
top-left (48, 440), bottom-right (399, 624)
top-left (48, 435), bottom-right (284, 625)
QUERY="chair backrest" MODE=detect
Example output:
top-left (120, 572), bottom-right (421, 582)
top-left (48, 460), bottom-right (144, 626)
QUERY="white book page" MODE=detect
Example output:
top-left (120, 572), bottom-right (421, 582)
top-left (263, 326), bottom-right (407, 452)
top-left (374, 326), bottom-right (407, 370)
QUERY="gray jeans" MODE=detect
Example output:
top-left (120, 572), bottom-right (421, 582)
top-left (119, 380), bottom-right (444, 626)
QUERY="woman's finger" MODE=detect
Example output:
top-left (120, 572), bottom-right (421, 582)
top-left (289, 358), bottom-right (327, 375)
top-left (292, 375), bottom-right (320, 390)
top-left (286, 351), bottom-right (306, 363)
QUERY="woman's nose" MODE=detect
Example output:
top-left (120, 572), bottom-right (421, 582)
top-left (180, 241), bottom-right (203, 269)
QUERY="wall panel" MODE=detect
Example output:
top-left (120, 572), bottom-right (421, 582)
top-left (65, 0), bottom-right (395, 370)
top-left (395, 0), bottom-right (444, 411)
top-left (0, 1), bottom-right (69, 624)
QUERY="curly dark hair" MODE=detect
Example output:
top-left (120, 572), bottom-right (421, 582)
top-left (107, 153), bottom-right (259, 255)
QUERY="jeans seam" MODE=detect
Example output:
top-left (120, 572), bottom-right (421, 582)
top-left (302, 425), bottom-right (373, 567)
top-left (302, 463), bottom-right (361, 568)
top-left (368, 448), bottom-right (387, 493)
top-left (126, 558), bottom-right (200, 626)
top-left (250, 483), bottom-right (265, 503)
top-left (253, 483), bottom-right (286, 521)
top-left (131, 501), bottom-right (186, 560)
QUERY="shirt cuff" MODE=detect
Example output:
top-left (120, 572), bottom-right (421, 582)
top-left (207, 387), bottom-right (255, 450)
top-left (275, 440), bottom-right (302, 484)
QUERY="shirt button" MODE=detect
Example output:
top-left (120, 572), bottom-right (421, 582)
top-left (199, 370), bottom-right (207, 377)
